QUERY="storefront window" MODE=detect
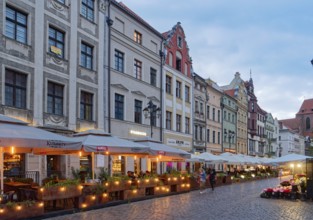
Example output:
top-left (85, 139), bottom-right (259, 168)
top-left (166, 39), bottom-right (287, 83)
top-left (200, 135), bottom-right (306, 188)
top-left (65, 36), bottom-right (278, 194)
top-left (4, 153), bottom-right (25, 176)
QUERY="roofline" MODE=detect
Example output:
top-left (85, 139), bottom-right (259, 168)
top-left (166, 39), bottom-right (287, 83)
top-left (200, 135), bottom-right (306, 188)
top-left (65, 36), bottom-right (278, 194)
top-left (112, 1), bottom-right (163, 39)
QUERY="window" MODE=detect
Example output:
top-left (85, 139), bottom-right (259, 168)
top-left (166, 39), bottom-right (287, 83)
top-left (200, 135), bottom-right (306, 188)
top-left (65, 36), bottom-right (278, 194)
top-left (176, 81), bottom-right (181, 98)
top-left (207, 106), bottom-right (210, 119)
top-left (213, 131), bottom-right (216, 144)
top-left (199, 126), bottom-right (203, 141)
top-left (134, 59), bottom-right (142, 80)
top-left (81, 0), bottom-right (94, 21)
top-left (80, 91), bottom-right (93, 121)
top-left (232, 114), bottom-right (235, 123)
top-left (6, 6), bottom-right (27, 44)
top-left (49, 26), bottom-right (64, 58)
top-left (177, 36), bottom-right (182, 48)
top-left (224, 129), bottom-right (227, 142)
top-left (114, 50), bottom-right (124, 72)
top-left (166, 75), bottom-right (171, 94)
top-left (5, 69), bottom-right (27, 109)
top-left (166, 111), bottom-right (172, 130)
top-left (195, 101), bottom-right (199, 113)
top-left (176, 57), bottom-right (181, 71)
top-left (169, 52), bottom-right (173, 67)
top-left (218, 110), bottom-right (220, 122)
top-left (218, 132), bottom-right (221, 144)
top-left (176, 114), bottom-right (181, 132)
top-left (306, 117), bottom-right (311, 130)
top-left (134, 31), bottom-right (142, 44)
top-left (47, 82), bottom-right (63, 115)
top-left (134, 99), bottom-right (142, 124)
top-left (228, 113), bottom-right (230, 121)
top-left (224, 110), bottom-right (226, 119)
top-left (115, 94), bottom-right (124, 120)
top-left (56, 0), bottom-right (65, 4)
top-left (185, 86), bottom-right (190, 102)
top-left (185, 117), bottom-right (190, 134)
top-left (213, 108), bottom-right (215, 121)
top-left (200, 103), bottom-right (203, 114)
top-left (207, 129), bottom-right (210, 143)
top-left (150, 68), bottom-right (157, 86)
top-left (81, 42), bottom-right (93, 69)
top-left (195, 125), bottom-right (198, 140)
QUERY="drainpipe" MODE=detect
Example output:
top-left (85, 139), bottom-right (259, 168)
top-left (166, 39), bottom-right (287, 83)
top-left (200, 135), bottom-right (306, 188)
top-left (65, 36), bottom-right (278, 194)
top-left (159, 38), bottom-right (164, 142)
top-left (106, 0), bottom-right (113, 134)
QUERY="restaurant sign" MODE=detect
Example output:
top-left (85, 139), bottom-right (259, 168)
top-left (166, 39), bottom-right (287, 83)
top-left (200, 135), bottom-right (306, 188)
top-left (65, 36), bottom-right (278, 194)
top-left (96, 146), bottom-right (108, 151)
top-left (167, 139), bottom-right (191, 148)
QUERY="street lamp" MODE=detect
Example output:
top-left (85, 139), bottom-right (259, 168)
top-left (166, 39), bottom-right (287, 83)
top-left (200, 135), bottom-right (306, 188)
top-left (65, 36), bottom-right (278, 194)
top-left (225, 131), bottom-right (235, 152)
top-left (143, 100), bottom-right (161, 138)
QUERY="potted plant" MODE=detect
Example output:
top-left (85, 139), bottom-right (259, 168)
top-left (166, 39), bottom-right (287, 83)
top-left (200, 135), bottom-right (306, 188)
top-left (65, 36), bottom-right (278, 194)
top-left (80, 184), bottom-right (108, 208)
top-left (0, 200), bottom-right (44, 220)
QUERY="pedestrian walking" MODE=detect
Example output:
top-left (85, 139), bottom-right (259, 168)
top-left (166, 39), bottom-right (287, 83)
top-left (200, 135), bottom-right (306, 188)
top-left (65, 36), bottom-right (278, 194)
top-left (209, 169), bottom-right (216, 191)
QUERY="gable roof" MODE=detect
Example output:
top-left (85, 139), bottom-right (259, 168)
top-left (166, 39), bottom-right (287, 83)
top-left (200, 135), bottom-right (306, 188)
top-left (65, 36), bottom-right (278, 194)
top-left (297, 98), bottom-right (313, 115)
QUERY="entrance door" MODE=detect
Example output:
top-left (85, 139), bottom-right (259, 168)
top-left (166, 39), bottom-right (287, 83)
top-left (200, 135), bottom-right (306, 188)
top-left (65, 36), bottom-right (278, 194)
top-left (47, 155), bottom-right (61, 178)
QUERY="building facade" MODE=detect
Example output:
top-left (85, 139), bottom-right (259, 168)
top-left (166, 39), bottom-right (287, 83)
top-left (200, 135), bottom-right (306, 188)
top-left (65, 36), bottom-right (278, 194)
top-left (222, 72), bottom-right (248, 154)
top-left (0, 0), bottom-right (108, 180)
top-left (193, 73), bottom-right (207, 153)
top-left (221, 94), bottom-right (237, 153)
top-left (206, 79), bottom-right (223, 154)
top-left (162, 22), bottom-right (193, 153)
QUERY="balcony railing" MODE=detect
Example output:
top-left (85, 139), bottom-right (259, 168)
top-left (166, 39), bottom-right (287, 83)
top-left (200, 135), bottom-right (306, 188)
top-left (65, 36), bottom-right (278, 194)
top-left (4, 171), bottom-right (39, 184)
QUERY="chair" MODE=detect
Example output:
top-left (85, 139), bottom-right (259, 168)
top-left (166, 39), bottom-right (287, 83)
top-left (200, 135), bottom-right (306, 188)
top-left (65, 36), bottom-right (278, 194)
top-left (19, 188), bottom-right (37, 201)
top-left (1, 191), bottom-right (16, 203)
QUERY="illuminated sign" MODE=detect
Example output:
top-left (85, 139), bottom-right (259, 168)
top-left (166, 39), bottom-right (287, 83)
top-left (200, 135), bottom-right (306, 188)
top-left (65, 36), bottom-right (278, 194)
top-left (96, 146), bottom-right (108, 151)
top-left (130, 130), bottom-right (147, 136)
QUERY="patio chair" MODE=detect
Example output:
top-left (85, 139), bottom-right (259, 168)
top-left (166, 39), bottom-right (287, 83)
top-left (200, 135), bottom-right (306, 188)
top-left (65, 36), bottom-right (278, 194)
top-left (1, 191), bottom-right (17, 203)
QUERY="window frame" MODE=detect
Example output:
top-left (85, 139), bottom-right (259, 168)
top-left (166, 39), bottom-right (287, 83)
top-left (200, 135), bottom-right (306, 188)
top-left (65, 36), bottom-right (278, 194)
top-left (80, 91), bottom-right (93, 121)
top-left (81, 0), bottom-right (94, 22)
top-left (150, 68), bottom-right (157, 86)
top-left (5, 6), bottom-right (28, 44)
top-left (134, 30), bottom-right (142, 44)
top-left (176, 114), bottom-right (181, 132)
top-left (165, 75), bottom-right (172, 94)
top-left (176, 81), bottom-right (181, 98)
top-left (166, 111), bottom-right (172, 130)
top-left (114, 49), bottom-right (124, 72)
top-left (81, 42), bottom-right (93, 70)
top-left (185, 117), bottom-right (190, 134)
top-left (5, 69), bottom-right (27, 109)
top-left (134, 99), bottom-right (142, 124)
top-left (47, 81), bottom-right (64, 116)
top-left (49, 26), bottom-right (65, 58)
top-left (134, 59), bottom-right (142, 80)
top-left (115, 93), bottom-right (124, 120)
top-left (185, 85), bottom-right (190, 102)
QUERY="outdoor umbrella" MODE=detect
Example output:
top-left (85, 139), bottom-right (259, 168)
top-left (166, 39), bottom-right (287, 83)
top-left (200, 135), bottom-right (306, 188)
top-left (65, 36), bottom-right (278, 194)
top-left (73, 130), bottom-right (150, 154)
top-left (271, 153), bottom-right (313, 164)
top-left (198, 152), bottom-right (228, 163)
top-left (134, 138), bottom-right (191, 160)
top-left (220, 152), bottom-right (247, 165)
top-left (186, 154), bottom-right (205, 163)
top-left (0, 114), bottom-right (82, 192)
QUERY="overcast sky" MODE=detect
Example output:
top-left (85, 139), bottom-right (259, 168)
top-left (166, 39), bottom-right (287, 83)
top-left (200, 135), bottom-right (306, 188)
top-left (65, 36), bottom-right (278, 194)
top-left (120, 0), bottom-right (313, 120)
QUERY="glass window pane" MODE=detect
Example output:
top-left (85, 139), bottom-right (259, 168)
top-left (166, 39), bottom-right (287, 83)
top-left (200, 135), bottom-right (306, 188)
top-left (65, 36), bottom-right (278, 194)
top-left (86, 57), bottom-right (92, 69)
top-left (5, 22), bottom-right (15, 39)
top-left (5, 86), bottom-right (13, 106)
top-left (16, 13), bottom-right (27, 25)
top-left (56, 32), bottom-right (63, 42)
top-left (49, 28), bottom-right (55, 38)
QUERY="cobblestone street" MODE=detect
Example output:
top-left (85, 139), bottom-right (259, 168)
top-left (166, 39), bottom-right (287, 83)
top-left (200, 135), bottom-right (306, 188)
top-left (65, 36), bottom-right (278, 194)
top-left (46, 176), bottom-right (313, 220)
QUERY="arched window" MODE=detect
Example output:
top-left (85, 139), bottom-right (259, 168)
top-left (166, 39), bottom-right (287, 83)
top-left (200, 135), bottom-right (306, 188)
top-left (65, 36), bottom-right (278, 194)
top-left (306, 117), bottom-right (311, 130)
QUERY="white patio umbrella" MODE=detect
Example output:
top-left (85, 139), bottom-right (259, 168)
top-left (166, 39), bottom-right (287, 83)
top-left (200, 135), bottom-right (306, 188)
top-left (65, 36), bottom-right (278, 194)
top-left (186, 154), bottom-right (205, 163)
top-left (73, 130), bottom-right (150, 154)
top-left (0, 114), bottom-right (82, 193)
top-left (134, 139), bottom-right (191, 160)
top-left (220, 152), bottom-right (246, 165)
top-left (198, 152), bottom-right (228, 163)
top-left (271, 153), bottom-right (313, 164)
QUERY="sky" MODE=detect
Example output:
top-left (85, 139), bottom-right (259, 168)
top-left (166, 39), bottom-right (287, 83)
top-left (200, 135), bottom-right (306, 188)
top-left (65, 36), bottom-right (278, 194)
top-left (120, 0), bottom-right (313, 120)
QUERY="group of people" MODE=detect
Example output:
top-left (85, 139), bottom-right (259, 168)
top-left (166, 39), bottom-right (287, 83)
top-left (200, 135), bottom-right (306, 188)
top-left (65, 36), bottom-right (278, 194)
top-left (198, 167), bottom-right (216, 194)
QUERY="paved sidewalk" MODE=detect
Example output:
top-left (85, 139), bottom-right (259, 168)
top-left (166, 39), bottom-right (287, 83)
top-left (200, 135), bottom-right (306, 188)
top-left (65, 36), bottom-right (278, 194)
top-left (45, 176), bottom-right (313, 220)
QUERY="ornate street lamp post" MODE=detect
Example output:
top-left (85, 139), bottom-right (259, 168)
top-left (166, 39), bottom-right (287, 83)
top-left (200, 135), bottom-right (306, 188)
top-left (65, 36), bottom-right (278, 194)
top-left (143, 100), bottom-right (161, 138)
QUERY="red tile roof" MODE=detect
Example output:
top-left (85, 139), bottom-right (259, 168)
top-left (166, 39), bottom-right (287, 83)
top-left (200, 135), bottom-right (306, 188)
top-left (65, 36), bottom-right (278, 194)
top-left (297, 98), bottom-right (313, 115)
top-left (224, 89), bottom-right (235, 97)
top-left (279, 118), bottom-right (300, 131)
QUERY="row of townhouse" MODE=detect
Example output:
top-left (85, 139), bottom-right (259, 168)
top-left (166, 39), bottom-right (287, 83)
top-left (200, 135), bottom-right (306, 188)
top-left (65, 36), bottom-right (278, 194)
top-left (192, 72), bottom-right (284, 157)
top-left (1, 0), bottom-right (303, 180)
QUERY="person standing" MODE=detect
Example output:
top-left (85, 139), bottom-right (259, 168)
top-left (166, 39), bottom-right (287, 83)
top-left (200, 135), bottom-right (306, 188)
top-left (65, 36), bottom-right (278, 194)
top-left (199, 168), bottom-right (206, 194)
top-left (209, 169), bottom-right (216, 191)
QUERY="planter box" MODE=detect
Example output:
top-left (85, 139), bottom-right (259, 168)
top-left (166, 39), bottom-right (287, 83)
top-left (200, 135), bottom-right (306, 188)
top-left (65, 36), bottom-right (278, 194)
top-left (0, 202), bottom-right (44, 220)
top-left (105, 180), bottom-right (132, 192)
top-left (123, 188), bottom-right (145, 200)
top-left (154, 186), bottom-right (170, 196)
top-left (137, 178), bottom-right (159, 188)
top-left (38, 185), bottom-right (82, 201)
top-left (79, 194), bottom-right (109, 208)
top-left (176, 183), bottom-right (191, 192)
